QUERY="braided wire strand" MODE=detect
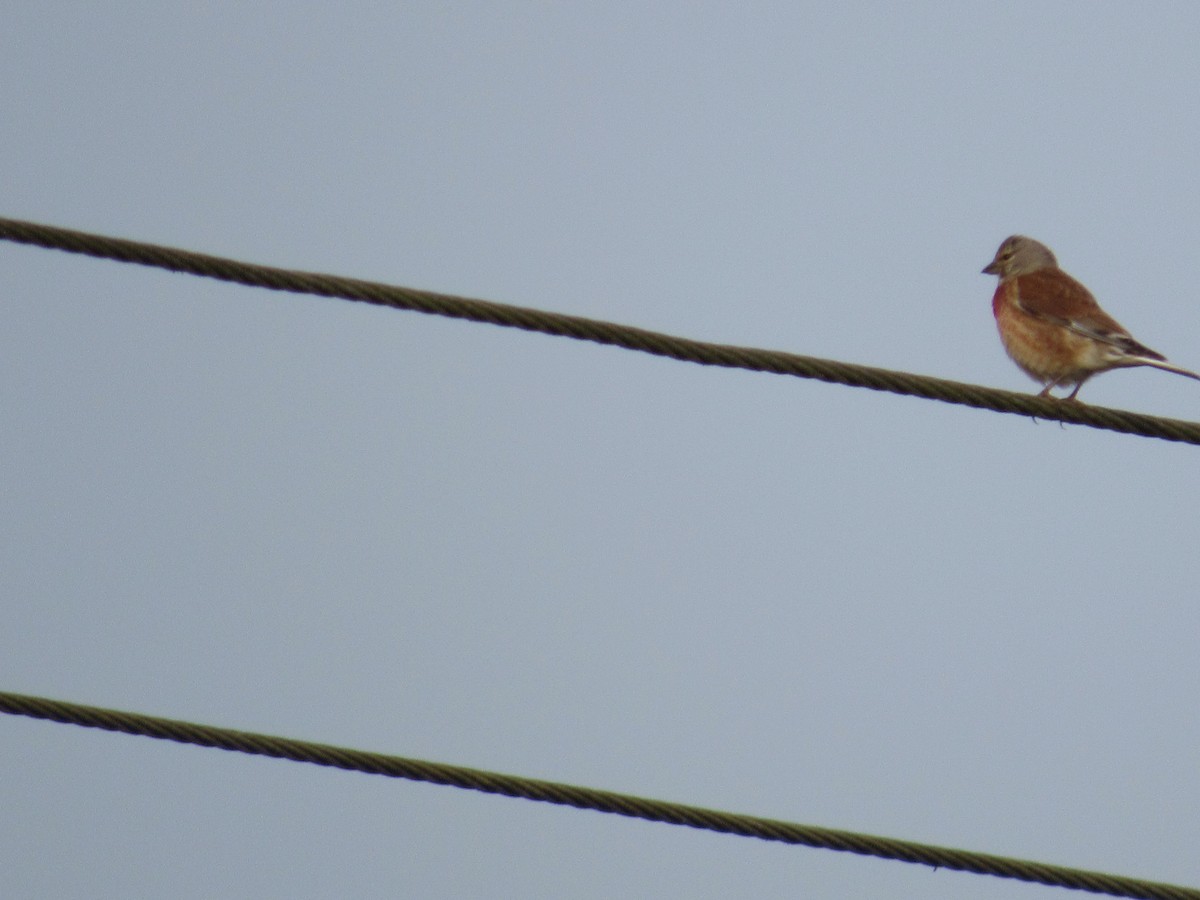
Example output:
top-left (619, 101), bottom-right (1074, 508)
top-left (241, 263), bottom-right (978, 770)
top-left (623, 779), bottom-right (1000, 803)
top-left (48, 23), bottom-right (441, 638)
top-left (1, 691), bottom-right (1197, 899)
top-left (2, 216), bottom-right (1200, 445)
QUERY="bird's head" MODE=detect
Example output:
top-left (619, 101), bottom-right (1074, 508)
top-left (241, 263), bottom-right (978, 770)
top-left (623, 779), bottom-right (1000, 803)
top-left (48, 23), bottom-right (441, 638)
top-left (982, 235), bottom-right (1058, 278)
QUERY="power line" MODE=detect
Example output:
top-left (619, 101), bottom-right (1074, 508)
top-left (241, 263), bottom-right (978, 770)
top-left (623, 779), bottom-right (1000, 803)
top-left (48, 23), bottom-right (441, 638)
top-left (3, 215), bottom-right (1200, 446)
top-left (4, 216), bottom-right (1199, 893)
top-left (1, 690), bottom-right (1196, 899)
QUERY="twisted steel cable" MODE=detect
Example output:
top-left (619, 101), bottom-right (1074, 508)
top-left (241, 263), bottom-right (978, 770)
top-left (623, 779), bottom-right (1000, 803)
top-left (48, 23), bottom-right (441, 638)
top-left (3, 216), bottom-right (1200, 445)
top-left (1, 691), bottom-right (1197, 899)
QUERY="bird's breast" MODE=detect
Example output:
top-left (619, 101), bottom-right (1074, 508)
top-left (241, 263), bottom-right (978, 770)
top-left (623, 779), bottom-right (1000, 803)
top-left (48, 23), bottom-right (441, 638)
top-left (990, 282), bottom-right (1009, 319)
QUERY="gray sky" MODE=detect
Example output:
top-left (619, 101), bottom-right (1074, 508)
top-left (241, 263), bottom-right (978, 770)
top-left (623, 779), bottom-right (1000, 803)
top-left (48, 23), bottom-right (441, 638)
top-left (4, 4), bottom-right (1200, 897)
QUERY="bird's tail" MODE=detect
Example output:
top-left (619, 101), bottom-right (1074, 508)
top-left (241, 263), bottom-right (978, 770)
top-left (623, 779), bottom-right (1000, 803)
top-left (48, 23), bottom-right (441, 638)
top-left (1137, 357), bottom-right (1200, 382)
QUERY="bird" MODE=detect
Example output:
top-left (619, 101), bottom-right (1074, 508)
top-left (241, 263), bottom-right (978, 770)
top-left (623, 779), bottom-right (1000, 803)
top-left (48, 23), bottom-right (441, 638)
top-left (982, 235), bottom-right (1200, 401)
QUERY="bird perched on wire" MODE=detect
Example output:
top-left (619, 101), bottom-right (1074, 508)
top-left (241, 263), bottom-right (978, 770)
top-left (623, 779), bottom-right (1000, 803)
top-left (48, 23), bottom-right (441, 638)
top-left (982, 235), bottom-right (1200, 401)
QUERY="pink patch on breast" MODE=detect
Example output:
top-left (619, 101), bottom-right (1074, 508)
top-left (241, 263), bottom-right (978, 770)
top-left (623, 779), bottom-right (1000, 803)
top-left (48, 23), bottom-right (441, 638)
top-left (991, 283), bottom-right (1008, 318)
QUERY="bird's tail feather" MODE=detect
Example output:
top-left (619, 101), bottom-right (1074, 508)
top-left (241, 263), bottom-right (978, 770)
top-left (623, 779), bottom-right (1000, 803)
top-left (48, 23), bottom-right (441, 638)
top-left (1137, 357), bottom-right (1200, 382)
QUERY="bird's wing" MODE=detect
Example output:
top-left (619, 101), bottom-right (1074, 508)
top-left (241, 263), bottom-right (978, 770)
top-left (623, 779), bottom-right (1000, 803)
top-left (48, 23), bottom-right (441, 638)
top-left (1013, 270), bottom-right (1166, 361)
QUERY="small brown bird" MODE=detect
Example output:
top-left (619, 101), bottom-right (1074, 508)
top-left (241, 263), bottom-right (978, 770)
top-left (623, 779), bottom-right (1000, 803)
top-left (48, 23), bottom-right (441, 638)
top-left (983, 235), bottom-right (1200, 400)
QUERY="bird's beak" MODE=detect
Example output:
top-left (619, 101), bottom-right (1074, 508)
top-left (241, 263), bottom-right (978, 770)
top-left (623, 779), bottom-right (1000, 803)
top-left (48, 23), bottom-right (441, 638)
top-left (982, 260), bottom-right (1000, 275)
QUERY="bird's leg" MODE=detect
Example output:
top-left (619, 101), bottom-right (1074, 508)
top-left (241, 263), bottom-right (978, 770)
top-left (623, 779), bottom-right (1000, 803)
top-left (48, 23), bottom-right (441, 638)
top-left (1062, 376), bottom-right (1090, 402)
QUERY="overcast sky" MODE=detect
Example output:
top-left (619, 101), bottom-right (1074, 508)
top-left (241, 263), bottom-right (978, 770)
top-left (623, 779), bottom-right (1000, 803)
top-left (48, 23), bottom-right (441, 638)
top-left (4, 4), bottom-right (1200, 898)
